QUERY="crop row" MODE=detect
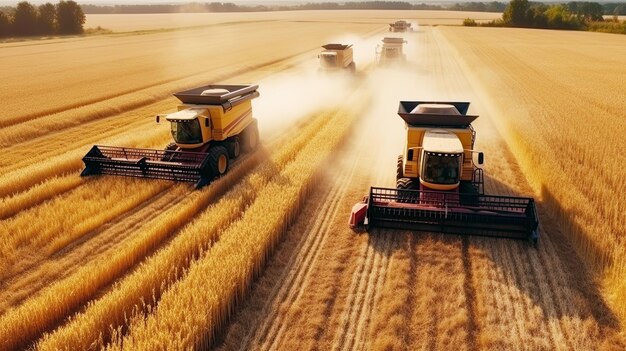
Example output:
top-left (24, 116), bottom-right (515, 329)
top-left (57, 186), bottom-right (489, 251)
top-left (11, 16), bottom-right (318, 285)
top-left (104, 94), bottom-right (363, 350)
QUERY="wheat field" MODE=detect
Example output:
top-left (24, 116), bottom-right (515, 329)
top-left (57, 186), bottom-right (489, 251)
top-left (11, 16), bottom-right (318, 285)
top-left (0, 10), bottom-right (624, 351)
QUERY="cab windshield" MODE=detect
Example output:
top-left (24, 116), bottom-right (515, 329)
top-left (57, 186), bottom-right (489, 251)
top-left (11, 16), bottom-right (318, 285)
top-left (422, 152), bottom-right (462, 185)
top-left (170, 119), bottom-right (202, 144)
top-left (320, 54), bottom-right (337, 68)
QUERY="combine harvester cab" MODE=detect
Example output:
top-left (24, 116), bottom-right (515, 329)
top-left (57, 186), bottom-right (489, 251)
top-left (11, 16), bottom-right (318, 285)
top-left (349, 101), bottom-right (540, 244)
top-left (389, 20), bottom-right (413, 32)
top-left (81, 84), bottom-right (260, 188)
top-left (376, 37), bottom-right (407, 65)
top-left (318, 43), bottom-right (356, 74)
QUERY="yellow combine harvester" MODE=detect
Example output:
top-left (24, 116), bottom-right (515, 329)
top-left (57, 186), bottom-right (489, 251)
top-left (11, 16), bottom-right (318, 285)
top-left (389, 20), bottom-right (413, 32)
top-left (376, 37), bottom-right (407, 65)
top-left (318, 43), bottom-right (356, 73)
top-left (81, 84), bottom-right (259, 188)
top-left (350, 101), bottom-right (540, 244)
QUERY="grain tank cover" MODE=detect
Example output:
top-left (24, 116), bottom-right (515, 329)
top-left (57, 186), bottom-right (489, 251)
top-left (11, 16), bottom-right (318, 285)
top-left (382, 37), bottom-right (406, 44)
top-left (174, 84), bottom-right (259, 105)
top-left (398, 101), bottom-right (478, 127)
top-left (322, 44), bottom-right (352, 50)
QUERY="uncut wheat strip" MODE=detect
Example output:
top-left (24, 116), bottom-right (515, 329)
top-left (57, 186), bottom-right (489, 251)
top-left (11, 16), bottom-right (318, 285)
top-left (0, 175), bottom-right (83, 220)
top-left (0, 178), bottom-right (168, 272)
top-left (34, 111), bottom-right (335, 351)
top-left (105, 98), bottom-right (359, 351)
top-left (0, 98), bottom-right (172, 173)
top-left (0, 119), bottom-right (172, 200)
top-left (0, 185), bottom-right (190, 316)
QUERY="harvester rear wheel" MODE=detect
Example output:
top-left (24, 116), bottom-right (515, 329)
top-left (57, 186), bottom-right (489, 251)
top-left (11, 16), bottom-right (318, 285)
top-left (208, 146), bottom-right (229, 177)
top-left (242, 122), bottom-right (259, 153)
top-left (227, 137), bottom-right (241, 158)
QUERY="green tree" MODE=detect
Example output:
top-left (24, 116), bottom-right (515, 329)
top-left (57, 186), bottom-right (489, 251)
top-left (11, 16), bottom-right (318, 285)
top-left (13, 1), bottom-right (38, 36)
top-left (37, 3), bottom-right (55, 34)
top-left (568, 2), bottom-right (604, 21)
top-left (0, 11), bottom-right (10, 37)
top-left (503, 0), bottom-right (531, 26)
top-left (56, 0), bottom-right (84, 34)
top-left (545, 5), bottom-right (578, 29)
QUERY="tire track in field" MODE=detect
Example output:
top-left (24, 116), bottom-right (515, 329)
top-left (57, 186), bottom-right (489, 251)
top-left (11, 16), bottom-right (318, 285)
top-left (339, 231), bottom-right (393, 351)
top-left (250, 152), bottom-right (360, 351)
top-left (240, 72), bottom-right (379, 350)
top-left (331, 155), bottom-right (393, 351)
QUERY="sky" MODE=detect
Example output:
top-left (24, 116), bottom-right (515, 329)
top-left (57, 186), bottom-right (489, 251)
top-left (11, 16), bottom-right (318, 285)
top-left (0, 0), bottom-right (472, 6)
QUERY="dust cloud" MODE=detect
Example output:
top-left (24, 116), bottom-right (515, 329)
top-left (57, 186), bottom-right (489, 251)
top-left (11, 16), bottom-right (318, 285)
top-left (253, 61), bottom-right (354, 140)
top-left (252, 29), bottom-right (476, 169)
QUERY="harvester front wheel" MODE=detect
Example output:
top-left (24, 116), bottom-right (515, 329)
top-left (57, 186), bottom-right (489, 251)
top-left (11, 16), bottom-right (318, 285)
top-left (396, 155), bottom-right (403, 180)
top-left (208, 146), bottom-right (229, 177)
top-left (396, 177), bottom-right (416, 190)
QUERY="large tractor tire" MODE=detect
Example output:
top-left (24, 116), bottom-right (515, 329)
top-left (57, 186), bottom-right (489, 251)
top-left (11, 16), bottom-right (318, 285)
top-left (396, 177), bottom-right (416, 190)
top-left (396, 155), bottom-right (403, 180)
top-left (226, 136), bottom-right (241, 159)
top-left (396, 177), bottom-right (417, 203)
top-left (208, 146), bottom-right (229, 177)
top-left (241, 121), bottom-right (259, 153)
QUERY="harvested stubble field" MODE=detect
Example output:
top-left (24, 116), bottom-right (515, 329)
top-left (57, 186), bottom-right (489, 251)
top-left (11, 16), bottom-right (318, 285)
top-left (0, 10), bottom-right (624, 351)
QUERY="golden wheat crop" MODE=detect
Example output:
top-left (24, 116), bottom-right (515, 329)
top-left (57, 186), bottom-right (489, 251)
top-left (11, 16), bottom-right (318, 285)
top-left (32, 109), bottom-right (334, 351)
top-left (1, 12), bottom-right (624, 351)
top-left (440, 26), bottom-right (626, 326)
top-left (102, 93), bottom-right (363, 350)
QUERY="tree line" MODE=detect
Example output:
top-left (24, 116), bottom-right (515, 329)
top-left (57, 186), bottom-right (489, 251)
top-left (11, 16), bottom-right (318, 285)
top-left (79, 1), bottom-right (626, 15)
top-left (0, 1), bottom-right (85, 38)
top-left (464, 0), bottom-right (626, 33)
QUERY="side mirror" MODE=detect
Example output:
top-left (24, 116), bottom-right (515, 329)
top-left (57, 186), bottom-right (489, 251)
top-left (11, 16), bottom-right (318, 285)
top-left (478, 152), bottom-right (484, 165)
top-left (156, 115), bottom-right (160, 123)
